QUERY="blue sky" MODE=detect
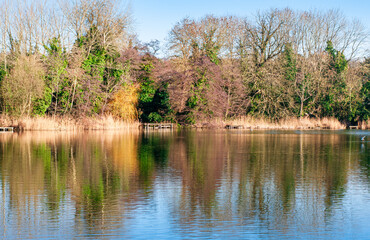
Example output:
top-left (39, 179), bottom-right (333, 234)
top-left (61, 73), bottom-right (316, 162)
top-left (131, 0), bottom-right (370, 45)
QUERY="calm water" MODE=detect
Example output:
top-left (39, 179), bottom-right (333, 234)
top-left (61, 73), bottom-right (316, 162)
top-left (1, 130), bottom-right (370, 239)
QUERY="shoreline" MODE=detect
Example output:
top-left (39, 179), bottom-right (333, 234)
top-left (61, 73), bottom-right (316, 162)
top-left (0, 115), bottom-right (140, 131)
top-left (1, 115), bottom-right (369, 131)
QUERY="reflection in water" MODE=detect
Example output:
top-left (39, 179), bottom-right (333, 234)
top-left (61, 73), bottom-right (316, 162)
top-left (0, 130), bottom-right (370, 239)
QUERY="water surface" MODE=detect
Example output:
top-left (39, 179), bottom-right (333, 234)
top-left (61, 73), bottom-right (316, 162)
top-left (1, 130), bottom-right (370, 239)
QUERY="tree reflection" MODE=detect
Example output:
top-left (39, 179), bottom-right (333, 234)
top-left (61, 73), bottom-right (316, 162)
top-left (0, 130), bottom-right (368, 238)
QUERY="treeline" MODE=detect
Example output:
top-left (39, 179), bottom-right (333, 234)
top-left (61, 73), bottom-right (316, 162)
top-left (0, 0), bottom-right (370, 125)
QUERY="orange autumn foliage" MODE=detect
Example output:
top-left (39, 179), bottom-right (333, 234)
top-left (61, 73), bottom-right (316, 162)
top-left (108, 84), bottom-right (139, 122)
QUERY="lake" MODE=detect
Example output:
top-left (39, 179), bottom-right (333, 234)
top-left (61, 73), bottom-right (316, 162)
top-left (1, 130), bottom-right (370, 239)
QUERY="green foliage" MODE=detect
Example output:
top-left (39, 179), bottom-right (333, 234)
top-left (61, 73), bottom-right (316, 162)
top-left (44, 38), bottom-right (65, 56)
top-left (139, 78), bottom-right (156, 103)
top-left (137, 60), bottom-right (174, 123)
top-left (43, 38), bottom-right (69, 114)
top-left (358, 63), bottom-right (370, 120)
top-left (32, 87), bottom-right (52, 116)
top-left (184, 112), bottom-right (196, 124)
top-left (151, 83), bottom-right (174, 122)
top-left (326, 41), bottom-right (348, 74)
top-left (185, 70), bottom-right (209, 121)
top-left (0, 12), bottom-right (368, 127)
top-left (138, 61), bottom-right (156, 121)
top-left (66, 25), bottom-right (127, 116)
top-left (105, 67), bottom-right (124, 89)
top-left (204, 45), bottom-right (220, 65)
top-left (76, 36), bottom-right (86, 48)
top-left (148, 112), bottom-right (162, 122)
top-left (186, 95), bottom-right (198, 109)
top-left (0, 65), bottom-right (6, 82)
top-left (82, 48), bottom-right (106, 80)
top-left (320, 41), bottom-right (350, 121)
top-left (321, 93), bottom-right (335, 116)
top-left (283, 43), bottom-right (297, 82)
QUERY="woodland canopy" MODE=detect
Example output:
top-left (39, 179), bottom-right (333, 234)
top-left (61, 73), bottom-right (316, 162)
top-left (1, 0), bottom-right (369, 125)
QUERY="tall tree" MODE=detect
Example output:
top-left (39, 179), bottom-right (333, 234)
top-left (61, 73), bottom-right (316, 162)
top-left (1, 55), bottom-right (45, 116)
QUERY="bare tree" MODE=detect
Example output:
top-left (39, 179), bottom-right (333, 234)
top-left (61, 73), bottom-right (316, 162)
top-left (0, 0), bottom-right (11, 68)
top-left (145, 39), bottom-right (161, 56)
top-left (292, 9), bottom-right (367, 59)
top-left (294, 55), bottom-right (324, 117)
top-left (168, 15), bottom-right (231, 61)
top-left (59, 0), bottom-right (132, 54)
top-left (0, 0), bottom-right (69, 55)
top-left (168, 17), bottom-right (198, 61)
top-left (241, 9), bottom-right (290, 70)
top-left (1, 55), bottom-right (45, 116)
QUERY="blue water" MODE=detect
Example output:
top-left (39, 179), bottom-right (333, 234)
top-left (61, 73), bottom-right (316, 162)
top-left (1, 130), bottom-right (370, 239)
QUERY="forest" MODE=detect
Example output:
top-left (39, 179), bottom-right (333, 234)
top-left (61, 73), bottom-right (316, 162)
top-left (1, 0), bottom-right (370, 127)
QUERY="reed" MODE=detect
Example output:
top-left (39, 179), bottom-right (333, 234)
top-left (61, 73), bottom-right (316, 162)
top-left (358, 120), bottom-right (370, 130)
top-left (0, 115), bottom-right (140, 131)
top-left (0, 114), bottom-right (347, 131)
top-left (224, 116), bottom-right (346, 130)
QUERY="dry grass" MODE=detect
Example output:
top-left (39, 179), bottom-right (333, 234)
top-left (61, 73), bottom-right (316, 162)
top-left (358, 120), bottom-right (370, 130)
top-left (224, 116), bottom-right (346, 130)
top-left (0, 114), bottom-right (347, 131)
top-left (193, 118), bottom-right (226, 128)
top-left (0, 115), bottom-right (140, 131)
